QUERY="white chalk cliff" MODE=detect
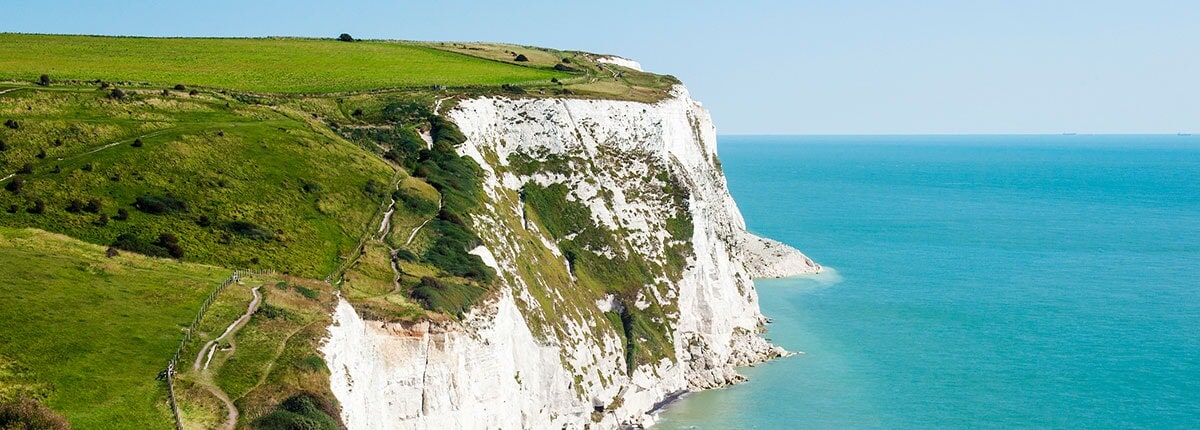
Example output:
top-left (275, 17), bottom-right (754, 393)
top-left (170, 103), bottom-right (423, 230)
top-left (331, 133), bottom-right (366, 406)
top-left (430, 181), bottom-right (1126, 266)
top-left (322, 85), bottom-right (819, 429)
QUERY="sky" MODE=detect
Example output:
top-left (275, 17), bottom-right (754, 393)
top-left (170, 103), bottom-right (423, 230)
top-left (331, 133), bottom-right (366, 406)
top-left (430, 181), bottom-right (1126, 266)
top-left (8, 0), bottom-right (1199, 134)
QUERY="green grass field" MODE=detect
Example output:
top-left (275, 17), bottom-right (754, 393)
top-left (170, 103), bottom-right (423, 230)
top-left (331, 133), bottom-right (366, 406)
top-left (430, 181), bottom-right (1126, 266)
top-left (0, 34), bottom-right (568, 93)
top-left (0, 226), bottom-right (227, 429)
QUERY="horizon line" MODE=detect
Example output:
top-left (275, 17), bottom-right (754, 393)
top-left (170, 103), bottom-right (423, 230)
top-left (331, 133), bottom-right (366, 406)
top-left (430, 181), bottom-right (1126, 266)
top-left (718, 133), bottom-right (1196, 137)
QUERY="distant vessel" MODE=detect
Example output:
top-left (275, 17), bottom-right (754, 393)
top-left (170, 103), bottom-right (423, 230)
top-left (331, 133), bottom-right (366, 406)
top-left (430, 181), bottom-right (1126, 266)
top-left (1178, 133), bottom-right (1192, 136)
top-left (1062, 132), bottom-right (1077, 136)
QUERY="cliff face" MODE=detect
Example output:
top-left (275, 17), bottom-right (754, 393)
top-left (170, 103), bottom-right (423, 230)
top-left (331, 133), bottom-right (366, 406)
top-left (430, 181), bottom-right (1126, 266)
top-left (322, 86), bottom-right (819, 429)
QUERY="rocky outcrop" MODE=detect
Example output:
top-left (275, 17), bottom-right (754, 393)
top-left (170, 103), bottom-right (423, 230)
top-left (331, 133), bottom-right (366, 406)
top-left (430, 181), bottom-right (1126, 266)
top-left (323, 85), bottom-right (819, 429)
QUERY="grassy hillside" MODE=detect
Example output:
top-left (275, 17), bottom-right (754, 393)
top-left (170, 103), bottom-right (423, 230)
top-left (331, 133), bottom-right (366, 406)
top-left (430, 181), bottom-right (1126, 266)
top-left (0, 83), bottom-right (395, 277)
top-left (0, 227), bottom-right (227, 429)
top-left (0, 34), bottom-right (568, 93)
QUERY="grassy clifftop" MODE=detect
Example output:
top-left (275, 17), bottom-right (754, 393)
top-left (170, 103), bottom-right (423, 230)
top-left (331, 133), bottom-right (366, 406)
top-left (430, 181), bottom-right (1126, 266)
top-left (0, 34), bottom-right (567, 93)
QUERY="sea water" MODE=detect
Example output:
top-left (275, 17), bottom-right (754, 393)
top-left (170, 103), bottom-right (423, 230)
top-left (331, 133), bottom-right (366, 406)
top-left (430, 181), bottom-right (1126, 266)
top-left (655, 135), bottom-right (1200, 429)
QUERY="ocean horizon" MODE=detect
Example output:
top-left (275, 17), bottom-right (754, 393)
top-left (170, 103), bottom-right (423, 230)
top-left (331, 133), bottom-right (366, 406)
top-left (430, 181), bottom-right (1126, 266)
top-left (656, 134), bottom-right (1200, 429)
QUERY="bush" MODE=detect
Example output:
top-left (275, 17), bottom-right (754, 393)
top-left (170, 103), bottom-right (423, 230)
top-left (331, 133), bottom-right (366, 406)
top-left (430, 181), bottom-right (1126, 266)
top-left (111, 231), bottom-right (183, 258)
top-left (35, 149), bottom-right (46, 159)
top-left (188, 89), bottom-right (199, 96)
top-left (114, 208), bottom-right (129, 220)
top-left (81, 163), bottom-right (93, 172)
top-left (38, 74), bottom-right (50, 86)
top-left (83, 198), bottom-right (102, 213)
top-left (0, 396), bottom-right (71, 430)
top-left (500, 84), bottom-right (526, 94)
top-left (173, 84), bottom-right (186, 91)
top-left (95, 213), bottom-right (109, 226)
top-left (514, 54), bottom-right (528, 62)
top-left (66, 199), bottom-right (83, 213)
top-left (3, 119), bottom-right (16, 130)
top-left (0, 140), bottom-right (7, 151)
top-left (255, 393), bottom-right (339, 430)
top-left (6, 205), bottom-right (16, 213)
top-left (338, 33), bottom-right (355, 42)
top-left (5, 176), bottom-right (23, 193)
top-left (294, 285), bottom-right (320, 300)
top-left (197, 214), bottom-right (211, 227)
top-left (133, 194), bottom-right (188, 214)
top-left (109, 88), bottom-right (126, 100)
top-left (17, 163), bottom-right (32, 174)
top-left (27, 199), bottom-right (44, 214)
top-left (131, 138), bottom-right (143, 147)
top-left (553, 63), bottom-right (579, 72)
top-left (226, 220), bottom-right (275, 241)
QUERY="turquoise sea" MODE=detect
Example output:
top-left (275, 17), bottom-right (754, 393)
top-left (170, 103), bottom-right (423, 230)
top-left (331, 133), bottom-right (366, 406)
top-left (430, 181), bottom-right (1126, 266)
top-left (655, 135), bottom-right (1200, 429)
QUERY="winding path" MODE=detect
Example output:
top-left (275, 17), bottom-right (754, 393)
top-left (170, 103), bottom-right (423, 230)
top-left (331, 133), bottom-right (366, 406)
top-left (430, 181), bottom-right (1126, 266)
top-left (190, 286), bottom-right (261, 430)
top-left (404, 198), bottom-right (442, 247)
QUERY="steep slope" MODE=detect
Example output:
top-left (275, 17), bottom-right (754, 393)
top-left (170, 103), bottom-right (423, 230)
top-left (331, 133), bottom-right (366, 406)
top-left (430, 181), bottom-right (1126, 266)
top-left (323, 86), bottom-right (818, 429)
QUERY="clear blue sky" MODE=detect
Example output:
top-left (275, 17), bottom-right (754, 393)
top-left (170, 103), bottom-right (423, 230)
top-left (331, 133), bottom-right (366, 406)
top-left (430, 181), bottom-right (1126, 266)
top-left (9, 1), bottom-right (1198, 134)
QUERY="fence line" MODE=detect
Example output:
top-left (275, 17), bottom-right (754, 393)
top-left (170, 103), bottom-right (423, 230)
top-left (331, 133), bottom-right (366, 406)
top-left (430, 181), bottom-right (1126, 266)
top-left (160, 268), bottom-right (274, 430)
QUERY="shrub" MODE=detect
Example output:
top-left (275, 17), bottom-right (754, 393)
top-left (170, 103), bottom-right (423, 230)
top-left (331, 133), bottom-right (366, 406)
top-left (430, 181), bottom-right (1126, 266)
top-left (501, 84), bottom-right (526, 94)
top-left (363, 179), bottom-right (384, 197)
top-left (6, 205), bottom-right (16, 213)
top-left (83, 198), bottom-right (102, 213)
top-left (99, 82), bottom-right (110, 89)
top-left (294, 285), bottom-right (320, 300)
top-left (114, 208), bottom-right (129, 220)
top-left (38, 74), bottom-right (50, 86)
top-left (255, 393), bottom-right (339, 430)
top-left (553, 63), bottom-right (579, 72)
top-left (352, 108), bottom-right (363, 117)
top-left (0, 396), bottom-right (71, 430)
top-left (105, 246), bottom-right (119, 258)
top-left (197, 214), bottom-right (211, 227)
top-left (131, 138), bottom-right (143, 147)
top-left (338, 33), bottom-right (355, 42)
top-left (410, 276), bottom-right (487, 318)
top-left (66, 199), bottom-right (83, 213)
top-left (188, 89), bottom-right (199, 96)
top-left (161, 89), bottom-right (170, 96)
top-left (5, 176), bottom-right (23, 193)
top-left (0, 140), bottom-right (7, 151)
top-left (112, 231), bottom-right (183, 258)
top-left (27, 199), bottom-right (44, 214)
top-left (514, 54), bottom-right (528, 62)
top-left (51, 165), bottom-right (61, 174)
top-left (174, 84), bottom-right (186, 91)
top-left (81, 163), bottom-right (94, 172)
top-left (35, 149), bottom-right (46, 159)
top-left (562, 57), bottom-right (571, 63)
top-left (4, 119), bottom-right (18, 129)
top-left (226, 220), bottom-right (275, 241)
top-left (133, 194), bottom-right (188, 214)
top-left (17, 163), bottom-right (32, 174)
top-left (109, 88), bottom-right (126, 100)
top-left (95, 213), bottom-right (109, 226)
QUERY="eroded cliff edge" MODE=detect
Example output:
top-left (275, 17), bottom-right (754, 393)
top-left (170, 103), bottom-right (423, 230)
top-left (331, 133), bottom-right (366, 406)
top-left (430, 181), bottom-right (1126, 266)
top-left (322, 86), bottom-right (819, 429)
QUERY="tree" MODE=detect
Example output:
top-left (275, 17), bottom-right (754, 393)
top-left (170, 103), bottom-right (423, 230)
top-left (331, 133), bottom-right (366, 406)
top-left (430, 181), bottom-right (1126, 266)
top-left (338, 33), bottom-right (355, 42)
top-left (174, 84), bottom-right (187, 91)
top-left (132, 138), bottom-right (143, 147)
top-left (514, 54), bottom-right (529, 62)
top-left (0, 396), bottom-right (71, 430)
top-left (109, 88), bottom-right (126, 100)
top-left (38, 74), bottom-right (50, 86)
